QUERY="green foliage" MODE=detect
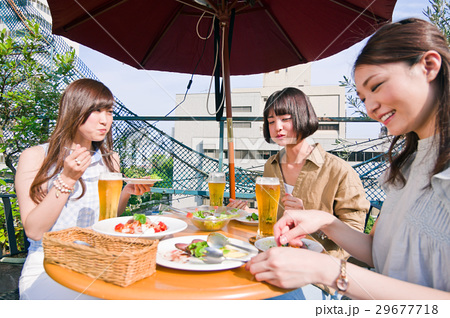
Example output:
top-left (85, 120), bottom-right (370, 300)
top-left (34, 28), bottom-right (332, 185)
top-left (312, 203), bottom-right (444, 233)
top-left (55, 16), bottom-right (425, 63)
top-left (332, 138), bottom-right (354, 161)
top-left (339, 75), bottom-right (370, 118)
top-left (364, 215), bottom-right (375, 234)
top-left (0, 20), bottom-right (75, 175)
top-left (0, 21), bottom-right (75, 253)
top-left (340, 1), bottom-right (450, 120)
top-left (424, 0), bottom-right (450, 42)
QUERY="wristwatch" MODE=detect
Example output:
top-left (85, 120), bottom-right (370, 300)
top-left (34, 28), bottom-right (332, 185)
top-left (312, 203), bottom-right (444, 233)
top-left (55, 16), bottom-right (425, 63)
top-left (336, 259), bottom-right (349, 294)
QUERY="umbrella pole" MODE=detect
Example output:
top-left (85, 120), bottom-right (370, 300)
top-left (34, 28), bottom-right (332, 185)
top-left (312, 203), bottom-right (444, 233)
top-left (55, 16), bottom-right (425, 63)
top-left (221, 19), bottom-right (236, 200)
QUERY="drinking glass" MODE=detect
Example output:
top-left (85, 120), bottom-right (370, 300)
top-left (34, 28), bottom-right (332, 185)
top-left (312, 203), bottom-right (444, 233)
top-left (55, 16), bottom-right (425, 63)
top-left (208, 172), bottom-right (226, 207)
top-left (255, 177), bottom-right (280, 238)
top-left (98, 172), bottom-right (123, 220)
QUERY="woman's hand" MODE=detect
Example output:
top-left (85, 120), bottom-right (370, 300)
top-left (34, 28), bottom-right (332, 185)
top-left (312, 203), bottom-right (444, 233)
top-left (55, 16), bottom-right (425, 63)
top-left (122, 176), bottom-right (154, 196)
top-left (227, 198), bottom-right (252, 212)
top-left (245, 247), bottom-right (324, 289)
top-left (275, 209), bottom-right (335, 246)
top-left (123, 183), bottom-right (153, 196)
top-left (281, 193), bottom-right (304, 210)
top-left (61, 144), bottom-right (92, 185)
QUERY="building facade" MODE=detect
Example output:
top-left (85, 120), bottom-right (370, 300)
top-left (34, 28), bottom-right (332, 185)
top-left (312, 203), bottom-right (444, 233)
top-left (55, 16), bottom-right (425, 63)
top-left (174, 64), bottom-right (350, 171)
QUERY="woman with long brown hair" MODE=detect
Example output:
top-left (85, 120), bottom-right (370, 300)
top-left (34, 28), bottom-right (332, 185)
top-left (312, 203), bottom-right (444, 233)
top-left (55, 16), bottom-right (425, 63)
top-left (246, 18), bottom-right (450, 299)
top-left (15, 79), bottom-right (152, 299)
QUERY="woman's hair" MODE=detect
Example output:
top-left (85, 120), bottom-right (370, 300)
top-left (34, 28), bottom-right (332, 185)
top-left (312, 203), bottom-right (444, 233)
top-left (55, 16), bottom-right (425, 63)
top-left (354, 18), bottom-right (450, 186)
top-left (262, 87), bottom-right (319, 143)
top-left (30, 79), bottom-right (117, 203)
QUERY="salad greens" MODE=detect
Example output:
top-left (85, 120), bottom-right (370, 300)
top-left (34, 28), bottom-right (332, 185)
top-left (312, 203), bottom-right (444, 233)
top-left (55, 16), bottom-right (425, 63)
top-left (188, 241), bottom-right (209, 258)
top-left (187, 241), bottom-right (230, 258)
top-left (133, 213), bottom-right (147, 224)
top-left (192, 210), bottom-right (239, 219)
top-left (246, 213), bottom-right (258, 221)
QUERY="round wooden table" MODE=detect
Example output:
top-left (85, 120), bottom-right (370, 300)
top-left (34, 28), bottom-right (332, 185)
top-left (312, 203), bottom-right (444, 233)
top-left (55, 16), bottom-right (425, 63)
top-left (44, 218), bottom-right (291, 299)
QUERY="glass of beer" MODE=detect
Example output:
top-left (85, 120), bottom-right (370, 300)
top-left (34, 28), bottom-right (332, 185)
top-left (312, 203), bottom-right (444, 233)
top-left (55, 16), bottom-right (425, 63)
top-left (208, 172), bottom-right (226, 206)
top-left (255, 177), bottom-right (280, 238)
top-left (98, 172), bottom-right (123, 221)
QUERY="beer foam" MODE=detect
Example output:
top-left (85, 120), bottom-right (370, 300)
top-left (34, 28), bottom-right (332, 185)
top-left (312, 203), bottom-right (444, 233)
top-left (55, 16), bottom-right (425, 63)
top-left (256, 177), bottom-right (279, 185)
top-left (99, 172), bottom-right (122, 180)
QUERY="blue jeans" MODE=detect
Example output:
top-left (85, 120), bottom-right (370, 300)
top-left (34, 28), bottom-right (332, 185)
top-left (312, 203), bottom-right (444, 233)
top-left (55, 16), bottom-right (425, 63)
top-left (268, 284), bottom-right (342, 300)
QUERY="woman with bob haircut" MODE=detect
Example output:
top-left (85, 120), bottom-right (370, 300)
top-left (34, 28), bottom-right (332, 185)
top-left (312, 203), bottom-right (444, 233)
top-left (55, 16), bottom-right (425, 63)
top-left (246, 18), bottom-right (450, 299)
top-left (15, 79), bottom-right (152, 299)
top-left (232, 87), bottom-right (369, 299)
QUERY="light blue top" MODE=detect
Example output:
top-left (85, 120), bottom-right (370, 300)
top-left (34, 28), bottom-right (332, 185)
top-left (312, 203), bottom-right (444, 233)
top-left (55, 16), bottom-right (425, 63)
top-left (27, 144), bottom-right (109, 252)
top-left (373, 136), bottom-right (450, 292)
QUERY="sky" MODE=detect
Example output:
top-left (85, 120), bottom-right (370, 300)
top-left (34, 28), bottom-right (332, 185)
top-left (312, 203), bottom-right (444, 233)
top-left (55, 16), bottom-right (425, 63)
top-left (78, 0), bottom-right (431, 138)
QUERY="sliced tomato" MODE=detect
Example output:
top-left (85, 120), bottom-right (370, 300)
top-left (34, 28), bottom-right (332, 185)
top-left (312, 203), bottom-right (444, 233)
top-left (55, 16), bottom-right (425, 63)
top-left (186, 212), bottom-right (193, 218)
top-left (158, 222), bottom-right (168, 231)
top-left (114, 223), bottom-right (125, 232)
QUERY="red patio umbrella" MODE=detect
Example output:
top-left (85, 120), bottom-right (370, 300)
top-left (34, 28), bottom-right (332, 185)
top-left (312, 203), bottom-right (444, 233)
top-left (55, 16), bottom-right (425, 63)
top-left (47, 0), bottom-right (397, 198)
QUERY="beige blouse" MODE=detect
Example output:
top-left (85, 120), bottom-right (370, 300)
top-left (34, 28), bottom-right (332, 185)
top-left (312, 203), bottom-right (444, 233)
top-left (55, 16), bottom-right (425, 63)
top-left (263, 143), bottom-right (369, 260)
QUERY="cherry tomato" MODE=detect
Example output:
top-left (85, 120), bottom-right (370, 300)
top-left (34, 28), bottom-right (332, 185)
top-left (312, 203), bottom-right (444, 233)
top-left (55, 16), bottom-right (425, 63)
top-left (186, 212), bottom-right (193, 218)
top-left (114, 223), bottom-right (125, 232)
top-left (158, 222), bottom-right (168, 231)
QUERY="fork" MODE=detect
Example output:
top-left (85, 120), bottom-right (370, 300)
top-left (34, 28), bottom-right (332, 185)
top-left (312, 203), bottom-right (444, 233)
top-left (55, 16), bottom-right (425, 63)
top-left (64, 147), bottom-right (114, 157)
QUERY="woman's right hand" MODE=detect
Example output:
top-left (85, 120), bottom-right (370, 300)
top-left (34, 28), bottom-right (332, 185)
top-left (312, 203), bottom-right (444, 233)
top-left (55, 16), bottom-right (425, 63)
top-left (274, 209), bottom-right (335, 246)
top-left (62, 144), bottom-right (92, 184)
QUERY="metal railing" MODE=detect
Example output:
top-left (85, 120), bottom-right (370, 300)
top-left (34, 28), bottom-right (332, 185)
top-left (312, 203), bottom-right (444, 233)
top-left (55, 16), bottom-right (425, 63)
top-left (0, 193), bottom-right (28, 258)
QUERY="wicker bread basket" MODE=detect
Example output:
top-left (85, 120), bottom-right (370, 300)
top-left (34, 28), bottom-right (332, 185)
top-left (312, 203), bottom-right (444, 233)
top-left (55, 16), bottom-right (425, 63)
top-left (43, 227), bottom-right (158, 287)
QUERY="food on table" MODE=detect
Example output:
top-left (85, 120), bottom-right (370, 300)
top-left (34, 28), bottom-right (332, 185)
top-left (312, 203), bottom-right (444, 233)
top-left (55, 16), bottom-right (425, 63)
top-left (190, 207), bottom-right (240, 231)
top-left (114, 213), bottom-right (168, 234)
top-left (192, 207), bottom-right (239, 219)
top-left (254, 236), bottom-right (313, 252)
top-left (174, 239), bottom-right (247, 259)
top-left (245, 213), bottom-right (258, 221)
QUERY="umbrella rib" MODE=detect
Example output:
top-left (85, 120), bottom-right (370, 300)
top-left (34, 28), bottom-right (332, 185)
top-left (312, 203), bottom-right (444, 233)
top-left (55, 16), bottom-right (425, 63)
top-left (261, 5), bottom-right (305, 63)
top-left (140, 5), bottom-right (185, 67)
top-left (330, 0), bottom-right (390, 23)
top-left (62, 0), bottom-right (129, 32)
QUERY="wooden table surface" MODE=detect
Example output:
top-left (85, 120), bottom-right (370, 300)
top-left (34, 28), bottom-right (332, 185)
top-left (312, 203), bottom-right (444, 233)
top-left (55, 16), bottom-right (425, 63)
top-left (44, 217), bottom-right (290, 300)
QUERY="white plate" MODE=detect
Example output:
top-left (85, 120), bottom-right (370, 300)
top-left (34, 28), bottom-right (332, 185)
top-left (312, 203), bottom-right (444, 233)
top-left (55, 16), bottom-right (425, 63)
top-left (236, 213), bottom-right (258, 226)
top-left (122, 178), bottom-right (163, 184)
top-left (91, 216), bottom-right (187, 240)
top-left (156, 235), bottom-right (258, 271)
top-left (254, 236), bottom-right (324, 253)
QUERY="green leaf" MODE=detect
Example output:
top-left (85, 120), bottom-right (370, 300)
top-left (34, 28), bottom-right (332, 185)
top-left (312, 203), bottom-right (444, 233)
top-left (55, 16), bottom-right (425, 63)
top-left (133, 213), bottom-right (147, 224)
top-left (188, 241), bottom-right (209, 258)
top-left (193, 211), bottom-right (206, 218)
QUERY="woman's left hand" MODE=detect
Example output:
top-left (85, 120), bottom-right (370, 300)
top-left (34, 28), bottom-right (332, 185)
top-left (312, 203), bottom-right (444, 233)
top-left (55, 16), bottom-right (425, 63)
top-left (281, 193), bottom-right (304, 210)
top-left (123, 183), bottom-right (153, 196)
top-left (122, 176), bottom-right (155, 196)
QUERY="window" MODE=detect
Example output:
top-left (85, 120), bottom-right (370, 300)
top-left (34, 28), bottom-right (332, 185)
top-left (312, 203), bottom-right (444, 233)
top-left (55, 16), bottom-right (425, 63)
top-left (234, 122), bottom-right (251, 128)
top-left (318, 124), bottom-right (339, 131)
top-left (232, 106), bottom-right (252, 112)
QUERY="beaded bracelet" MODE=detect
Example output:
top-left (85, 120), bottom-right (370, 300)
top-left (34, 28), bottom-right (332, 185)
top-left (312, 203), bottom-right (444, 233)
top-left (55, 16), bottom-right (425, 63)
top-left (54, 173), bottom-right (74, 198)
